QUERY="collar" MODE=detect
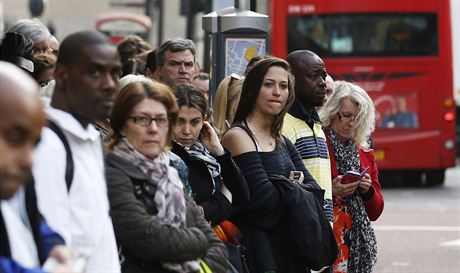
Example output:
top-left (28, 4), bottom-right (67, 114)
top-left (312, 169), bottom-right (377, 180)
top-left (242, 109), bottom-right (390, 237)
top-left (46, 107), bottom-right (101, 141)
top-left (288, 99), bottom-right (322, 123)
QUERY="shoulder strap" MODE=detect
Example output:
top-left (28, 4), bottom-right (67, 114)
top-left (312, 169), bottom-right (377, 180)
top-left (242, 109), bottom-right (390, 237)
top-left (0, 203), bottom-right (11, 257)
top-left (234, 121), bottom-right (260, 152)
top-left (280, 135), bottom-right (288, 148)
top-left (47, 120), bottom-right (74, 192)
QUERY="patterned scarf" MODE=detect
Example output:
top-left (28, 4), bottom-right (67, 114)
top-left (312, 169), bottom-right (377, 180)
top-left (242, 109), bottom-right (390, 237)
top-left (326, 128), bottom-right (377, 273)
top-left (183, 140), bottom-right (222, 190)
top-left (114, 139), bottom-right (201, 272)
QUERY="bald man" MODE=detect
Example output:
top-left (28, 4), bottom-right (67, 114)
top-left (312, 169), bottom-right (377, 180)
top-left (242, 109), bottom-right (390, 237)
top-left (0, 61), bottom-right (72, 272)
top-left (0, 62), bottom-right (45, 199)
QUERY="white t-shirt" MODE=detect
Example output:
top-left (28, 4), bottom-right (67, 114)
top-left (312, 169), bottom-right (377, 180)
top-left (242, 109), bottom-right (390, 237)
top-left (1, 190), bottom-right (40, 267)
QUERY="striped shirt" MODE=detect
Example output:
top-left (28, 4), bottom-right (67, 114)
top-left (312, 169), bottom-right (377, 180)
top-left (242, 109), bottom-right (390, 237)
top-left (283, 113), bottom-right (333, 222)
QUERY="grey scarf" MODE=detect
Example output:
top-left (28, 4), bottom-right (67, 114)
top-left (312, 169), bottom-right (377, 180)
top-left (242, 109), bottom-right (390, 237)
top-left (114, 139), bottom-right (201, 272)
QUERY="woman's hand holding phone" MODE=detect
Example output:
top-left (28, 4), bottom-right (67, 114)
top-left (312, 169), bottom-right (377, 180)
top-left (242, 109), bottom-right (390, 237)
top-left (332, 175), bottom-right (360, 197)
top-left (358, 173), bottom-right (372, 194)
top-left (200, 121), bottom-right (225, 156)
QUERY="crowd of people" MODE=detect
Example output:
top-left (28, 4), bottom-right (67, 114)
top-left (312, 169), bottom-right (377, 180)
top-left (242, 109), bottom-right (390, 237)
top-left (0, 18), bottom-right (384, 273)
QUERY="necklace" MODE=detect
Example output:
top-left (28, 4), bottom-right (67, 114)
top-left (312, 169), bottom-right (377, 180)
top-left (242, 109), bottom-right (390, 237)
top-left (247, 120), bottom-right (274, 146)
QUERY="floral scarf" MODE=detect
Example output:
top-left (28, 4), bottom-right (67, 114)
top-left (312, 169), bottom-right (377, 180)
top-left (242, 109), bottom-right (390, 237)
top-left (114, 139), bottom-right (201, 272)
top-left (326, 128), bottom-right (377, 273)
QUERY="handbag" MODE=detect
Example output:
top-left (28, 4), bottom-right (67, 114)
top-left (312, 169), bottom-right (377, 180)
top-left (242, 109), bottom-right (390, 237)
top-left (214, 220), bottom-right (250, 273)
top-left (269, 174), bottom-right (338, 270)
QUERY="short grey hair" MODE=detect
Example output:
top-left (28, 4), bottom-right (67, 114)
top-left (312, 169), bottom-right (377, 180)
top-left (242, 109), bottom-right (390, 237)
top-left (319, 81), bottom-right (375, 148)
top-left (156, 37), bottom-right (196, 67)
top-left (119, 74), bottom-right (152, 89)
top-left (8, 19), bottom-right (51, 44)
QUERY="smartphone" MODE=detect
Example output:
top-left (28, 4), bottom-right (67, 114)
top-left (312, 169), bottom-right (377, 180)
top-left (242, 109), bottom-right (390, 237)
top-left (288, 171), bottom-right (304, 184)
top-left (341, 167), bottom-right (370, 184)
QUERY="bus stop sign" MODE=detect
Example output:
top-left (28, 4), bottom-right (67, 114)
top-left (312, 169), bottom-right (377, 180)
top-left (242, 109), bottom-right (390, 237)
top-left (202, 7), bottom-right (269, 103)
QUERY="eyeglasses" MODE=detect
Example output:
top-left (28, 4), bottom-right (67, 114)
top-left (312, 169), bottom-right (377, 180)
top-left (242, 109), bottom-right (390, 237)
top-left (337, 112), bottom-right (357, 123)
top-left (129, 116), bottom-right (169, 127)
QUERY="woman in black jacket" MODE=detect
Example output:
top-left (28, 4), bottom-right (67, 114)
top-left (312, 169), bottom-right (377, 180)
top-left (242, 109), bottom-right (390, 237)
top-left (105, 80), bottom-right (227, 273)
top-left (171, 84), bottom-right (249, 226)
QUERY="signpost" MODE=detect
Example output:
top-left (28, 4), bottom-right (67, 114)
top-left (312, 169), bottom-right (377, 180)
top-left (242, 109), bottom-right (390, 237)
top-left (202, 6), bottom-right (268, 103)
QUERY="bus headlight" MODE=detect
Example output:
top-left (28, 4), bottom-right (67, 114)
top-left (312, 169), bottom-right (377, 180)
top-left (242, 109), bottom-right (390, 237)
top-left (444, 140), bottom-right (455, 150)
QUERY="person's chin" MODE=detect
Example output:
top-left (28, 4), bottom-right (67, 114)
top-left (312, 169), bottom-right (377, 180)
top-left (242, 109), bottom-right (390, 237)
top-left (141, 148), bottom-right (161, 159)
top-left (175, 138), bottom-right (193, 147)
top-left (177, 78), bottom-right (190, 84)
top-left (0, 180), bottom-right (23, 199)
top-left (94, 110), bottom-right (111, 121)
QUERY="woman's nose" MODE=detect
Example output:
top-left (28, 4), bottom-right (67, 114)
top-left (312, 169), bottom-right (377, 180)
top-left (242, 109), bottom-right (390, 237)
top-left (147, 120), bottom-right (159, 132)
top-left (182, 123), bottom-right (191, 134)
top-left (273, 85), bottom-right (281, 96)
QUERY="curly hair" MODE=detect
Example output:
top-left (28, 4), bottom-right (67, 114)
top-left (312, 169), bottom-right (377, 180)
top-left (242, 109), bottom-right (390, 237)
top-left (319, 81), bottom-right (375, 148)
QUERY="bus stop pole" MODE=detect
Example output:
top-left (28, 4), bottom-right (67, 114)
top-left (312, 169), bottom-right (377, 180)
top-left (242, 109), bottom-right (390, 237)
top-left (157, 0), bottom-right (164, 46)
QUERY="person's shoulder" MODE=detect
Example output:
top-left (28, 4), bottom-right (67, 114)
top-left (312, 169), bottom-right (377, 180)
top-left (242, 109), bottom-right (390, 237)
top-left (168, 151), bottom-right (188, 174)
top-left (106, 152), bottom-right (144, 179)
top-left (283, 112), bottom-right (305, 127)
top-left (358, 145), bottom-right (375, 157)
top-left (222, 127), bottom-right (256, 156)
top-left (34, 126), bottom-right (67, 158)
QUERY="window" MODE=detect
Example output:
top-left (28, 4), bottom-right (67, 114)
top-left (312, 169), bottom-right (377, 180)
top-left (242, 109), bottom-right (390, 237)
top-left (287, 13), bottom-right (438, 57)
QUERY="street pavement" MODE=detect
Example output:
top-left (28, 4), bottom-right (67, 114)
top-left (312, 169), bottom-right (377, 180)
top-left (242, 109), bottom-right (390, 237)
top-left (372, 162), bottom-right (460, 272)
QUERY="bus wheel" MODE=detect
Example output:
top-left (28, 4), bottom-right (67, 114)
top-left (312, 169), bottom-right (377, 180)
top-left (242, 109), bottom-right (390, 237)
top-left (425, 169), bottom-right (445, 186)
top-left (403, 171), bottom-right (422, 187)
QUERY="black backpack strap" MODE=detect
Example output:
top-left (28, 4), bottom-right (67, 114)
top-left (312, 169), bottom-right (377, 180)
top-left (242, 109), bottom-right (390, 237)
top-left (47, 120), bottom-right (74, 192)
top-left (0, 203), bottom-right (11, 258)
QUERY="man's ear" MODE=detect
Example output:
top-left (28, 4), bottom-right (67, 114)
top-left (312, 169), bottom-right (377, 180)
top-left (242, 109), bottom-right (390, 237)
top-left (145, 67), bottom-right (152, 77)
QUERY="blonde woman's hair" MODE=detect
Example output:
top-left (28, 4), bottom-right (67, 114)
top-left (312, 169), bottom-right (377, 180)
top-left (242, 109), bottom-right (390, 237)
top-left (319, 81), bottom-right (375, 148)
top-left (212, 75), bottom-right (244, 136)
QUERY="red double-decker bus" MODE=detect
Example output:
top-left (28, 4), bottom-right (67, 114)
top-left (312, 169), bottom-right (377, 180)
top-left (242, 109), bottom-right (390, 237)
top-left (270, 0), bottom-right (457, 185)
top-left (96, 12), bottom-right (152, 43)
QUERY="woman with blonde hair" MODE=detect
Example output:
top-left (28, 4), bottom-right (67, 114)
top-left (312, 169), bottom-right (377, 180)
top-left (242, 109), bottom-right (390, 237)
top-left (320, 80), bottom-right (384, 273)
top-left (212, 74), bottom-right (244, 136)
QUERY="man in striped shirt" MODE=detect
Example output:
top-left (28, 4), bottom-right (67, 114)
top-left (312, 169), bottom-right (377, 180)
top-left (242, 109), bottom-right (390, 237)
top-left (282, 50), bottom-right (333, 223)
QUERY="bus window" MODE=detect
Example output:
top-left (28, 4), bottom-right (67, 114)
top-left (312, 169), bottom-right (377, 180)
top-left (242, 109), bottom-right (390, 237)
top-left (287, 13), bottom-right (438, 57)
